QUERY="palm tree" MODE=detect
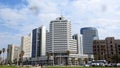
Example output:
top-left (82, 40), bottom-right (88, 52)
top-left (19, 53), bottom-right (22, 65)
top-left (19, 51), bottom-right (24, 65)
top-left (46, 52), bottom-right (50, 65)
top-left (21, 51), bottom-right (25, 57)
top-left (7, 48), bottom-right (9, 53)
top-left (0, 50), bottom-right (2, 64)
top-left (13, 58), bottom-right (17, 64)
top-left (0, 50), bottom-right (2, 56)
top-left (5, 48), bottom-right (9, 64)
top-left (21, 51), bottom-right (24, 62)
top-left (54, 54), bottom-right (58, 65)
top-left (2, 48), bottom-right (5, 64)
top-left (78, 58), bottom-right (81, 65)
top-left (66, 50), bottom-right (70, 65)
top-left (71, 57), bottom-right (75, 65)
top-left (25, 58), bottom-right (29, 65)
top-left (84, 58), bottom-right (88, 64)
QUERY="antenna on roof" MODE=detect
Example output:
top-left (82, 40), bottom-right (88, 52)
top-left (60, 8), bottom-right (63, 17)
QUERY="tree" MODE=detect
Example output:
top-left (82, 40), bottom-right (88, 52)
top-left (71, 58), bottom-right (75, 65)
top-left (111, 55), bottom-right (120, 63)
top-left (78, 58), bottom-right (82, 65)
top-left (0, 50), bottom-right (2, 64)
top-left (23, 58), bottom-right (29, 65)
top-left (7, 48), bottom-right (9, 53)
top-left (66, 50), bottom-right (70, 56)
top-left (0, 50), bottom-right (2, 57)
top-left (19, 51), bottom-right (24, 65)
top-left (13, 58), bottom-right (17, 64)
top-left (46, 52), bottom-right (50, 65)
top-left (26, 58), bottom-right (29, 65)
top-left (66, 50), bottom-right (70, 65)
top-left (54, 54), bottom-right (57, 65)
top-left (6, 48), bottom-right (9, 64)
top-left (84, 58), bottom-right (88, 64)
top-left (2, 48), bottom-right (5, 64)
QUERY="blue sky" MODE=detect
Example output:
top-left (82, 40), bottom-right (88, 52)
top-left (0, 0), bottom-right (120, 49)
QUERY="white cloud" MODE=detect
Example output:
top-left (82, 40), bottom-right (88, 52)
top-left (1, 0), bottom-right (120, 49)
top-left (0, 32), bottom-right (21, 50)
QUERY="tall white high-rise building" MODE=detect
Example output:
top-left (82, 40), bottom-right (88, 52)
top-left (7, 44), bottom-right (20, 63)
top-left (49, 16), bottom-right (77, 54)
top-left (32, 25), bottom-right (46, 57)
top-left (21, 34), bottom-right (32, 58)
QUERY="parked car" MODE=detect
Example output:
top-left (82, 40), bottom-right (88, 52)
top-left (90, 60), bottom-right (107, 66)
top-left (117, 63), bottom-right (120, 67)
top-left (84, 64), bottom-right (90, 67)
top-left (105, 63), bottom-right (117, 67)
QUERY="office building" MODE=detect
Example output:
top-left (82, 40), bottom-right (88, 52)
top-left (93, 37), bottom-right (120, 63)
top-left (21, 34), bottom-right (32, 58)
top-left (80, 27), bottom-right (99, 55)
top-left (50, 16), bottom-right (77, 54)
top-left (72, 34), bottom-right (83, 54)
top-left (49, 16), bottom-right (77, 65)
top-left (7, 44), bottom-right (20, 63)
top-left (32, 26), bottom-right (46, 58)
top-left (46, 31), bottom-right (51, 53)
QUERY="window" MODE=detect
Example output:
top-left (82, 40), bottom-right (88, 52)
top-left (110, 45), bottom-right (112, 48)
top-left (111, 49), bottom-right (113, 51)
top-left (110, 41), bottom-right (112, 43)
top-left (111, 52), bottom-right (113, 55)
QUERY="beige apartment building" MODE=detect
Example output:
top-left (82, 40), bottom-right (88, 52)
top-left (21, 34), bottom-right (32, 58)
top-left (93, 37), bottom-right (120, 63)
top-left (7, 44), bottom-right (20, 63)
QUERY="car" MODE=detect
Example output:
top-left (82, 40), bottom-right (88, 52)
top-left (91, 63), bottom-right (99, 66)
top-left (84, 64), bottom-right (90, 67)
top-left (117, 63), bottom-right (120, 67)
top-left (106, 63), bottom-right (117, 67)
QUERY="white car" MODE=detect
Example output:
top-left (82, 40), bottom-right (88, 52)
top-left (84, 64), bottom-right (90, 67)
top-left (117, 63), bottom-right (120, 66)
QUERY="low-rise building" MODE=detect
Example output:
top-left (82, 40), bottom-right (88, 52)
top-left (93, 37), bottom-right (120, 63)
top-left (7, 44), bottom-right (20, 63)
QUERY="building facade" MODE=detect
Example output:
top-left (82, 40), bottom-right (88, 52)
top-left (93, 37), bottom-right (120, 63)
top-left (32, 26), bottom-right (46, 58)
top-left (80, 27), bottom-right (99, 55)
top-left (49, 16), bottom-right (77, 54)
top-left (48, 16), bottom-right (77, 65)
top-left (7, 44), bottom-right (20, 63)
top-left (72, 34), bottom-right (83, 54)
top-left (46, 31), bottom-right (51, 53)
top-left (21, 34), bottom-right (32, 58)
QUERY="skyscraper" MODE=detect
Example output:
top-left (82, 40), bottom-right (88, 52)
top-left (32, 26), bottom-right (46, 58)
top-left (46, 31), bottom-right (51, 53)
top-left (80, 27), bottom-right (99, 55)
top-left (50, 16), bottom-right (77, 54)
top-left (21, 34), bottom-right (32, 58)
top-left (7, 44), bottom-right (20, 63)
